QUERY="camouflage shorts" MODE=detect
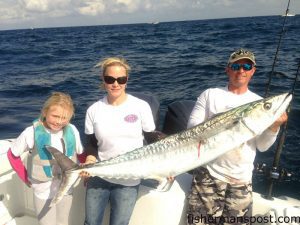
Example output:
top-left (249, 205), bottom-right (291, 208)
top-left (187, 167), bottom-right (253, 225)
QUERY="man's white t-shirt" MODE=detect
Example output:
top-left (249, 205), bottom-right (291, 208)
top-left (85, 94), bottom-right (155, 186)
top-left (188, 86), bottom-right (278, 183)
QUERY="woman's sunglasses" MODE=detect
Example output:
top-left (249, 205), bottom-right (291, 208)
top-left (230, 63), bottom-right (254, 71)
top-left (103, 76), bottom-right (128, 84)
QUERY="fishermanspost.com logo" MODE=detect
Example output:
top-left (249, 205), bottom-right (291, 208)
top-left (187, 213), bottom-right (300, 224)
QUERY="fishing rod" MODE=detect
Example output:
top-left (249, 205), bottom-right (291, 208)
top-left (265, 59), bottom-right (299, 200)
top-left (261, 0), bottom-right (297, 199)
top-left (264, 0), bottom-right (291, 97)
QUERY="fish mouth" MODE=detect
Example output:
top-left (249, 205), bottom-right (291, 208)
top-left (282, 92), bottom-right (292, 108)
top-left (286, 92), bottom-right (292, 101)
top-left (273, 92), bottom-right (292, 116)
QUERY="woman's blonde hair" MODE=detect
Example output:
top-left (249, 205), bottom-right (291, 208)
top-left (96, 57), bottom-right (131, 77)
top-left (40, 92), bottom-right (75, 121)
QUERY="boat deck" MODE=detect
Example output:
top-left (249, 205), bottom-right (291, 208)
top-left (1, 140), bottom-right (300, 225)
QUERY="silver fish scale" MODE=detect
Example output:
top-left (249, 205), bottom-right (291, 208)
top-left (48, 93), bottom-right (292, 206)
top-left (90, 99), bottom-right (260, 168)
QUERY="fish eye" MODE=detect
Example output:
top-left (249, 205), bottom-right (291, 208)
top-left (263, 102), bottom-right (272, 110)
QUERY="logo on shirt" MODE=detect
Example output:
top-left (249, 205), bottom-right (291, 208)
top-left (124, 114), bottom-right (138, 123)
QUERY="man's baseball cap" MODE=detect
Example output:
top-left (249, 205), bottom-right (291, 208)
top-left (228, 48), bottom-right (256, 65)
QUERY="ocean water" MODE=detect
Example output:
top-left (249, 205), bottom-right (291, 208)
top-left (0, 16), bottom-right (299, 199)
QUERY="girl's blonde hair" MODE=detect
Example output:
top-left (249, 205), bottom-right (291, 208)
top-left (40, 92), bottom-right (75, 121)
top-left (96, 57), bottom-right (131, 77)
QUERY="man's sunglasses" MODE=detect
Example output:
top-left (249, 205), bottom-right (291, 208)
top-left (230, 63), bottom-right (254, 71)
top-left (103, 76), bottom-right (128, 84)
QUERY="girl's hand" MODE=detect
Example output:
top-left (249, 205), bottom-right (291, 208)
top-left (26, 181), bottom-right (32, 188)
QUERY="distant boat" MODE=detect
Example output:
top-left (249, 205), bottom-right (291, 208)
top-left (151, 21), bottom-right (159, 25)
top-left (281, 12), bottom-right (296, 16)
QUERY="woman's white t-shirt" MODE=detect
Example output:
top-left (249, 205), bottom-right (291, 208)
top-left (85, 94), bottom-right (156, 186)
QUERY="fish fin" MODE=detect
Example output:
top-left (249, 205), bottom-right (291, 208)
top-left (45, 145), bottom-right (78, 171)
top-left (156, 178), bottom-right (174, 191)
top-left (45, 145), bottom-right (80, 207)
top-left (49, 171), bottom-right (80, 207)
top-left (145, 177), bottom-right (174, 192)
top-left (142, 177), bottom-right (175, 191)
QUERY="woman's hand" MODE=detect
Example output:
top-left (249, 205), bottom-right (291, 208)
top-left (84, 155), bottom-right (97, 165)
top-left (79, 155), bottom-right (97, 185)
top-left (79, 170), bottom-right (91, 178)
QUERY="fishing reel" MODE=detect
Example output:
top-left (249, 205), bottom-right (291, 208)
top-left (254, 163), bottom-right (292, 182)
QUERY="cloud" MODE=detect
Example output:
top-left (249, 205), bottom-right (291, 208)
top-left (19, 0), bottom-right (71, 12)
top-left (22, 0), bottom-right (49, 12)
top-left (0, 0), bottom-right (73, 23)
top-left (0, 0), bottom-right (299, 30)
top-left (76, 0), bottom-right (146, 16)
top-left (77, 1), bottom-right (106, 16)
top-left (0, 0), bottom-right (258, 23)
top-left (115, 0), bottom-right (140, 13)
top-left (0, 2), bottom-right (20, 20)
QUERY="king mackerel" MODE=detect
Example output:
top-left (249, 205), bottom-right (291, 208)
top-left (46, 92), bottom-right (292, 207)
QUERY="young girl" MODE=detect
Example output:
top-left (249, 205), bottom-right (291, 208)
top-left (7, 91), bottom-right (84, 225)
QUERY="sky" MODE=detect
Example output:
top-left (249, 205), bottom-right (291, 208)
top-left (0, 0), bottom-right (299, 31)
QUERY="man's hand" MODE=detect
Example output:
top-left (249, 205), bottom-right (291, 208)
top-left (167, 176), bottom-right (175, 182)
top-left (269, 112), bottom-right (288, 132)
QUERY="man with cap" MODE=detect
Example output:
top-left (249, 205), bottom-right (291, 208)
top-left (186, 48), bottom-right (287, 225)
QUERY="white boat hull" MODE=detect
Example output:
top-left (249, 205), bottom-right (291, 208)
top-left (1, 139), bottom-right (300, 225)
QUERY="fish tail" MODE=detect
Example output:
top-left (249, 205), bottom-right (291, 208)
top-left (45, 145), bottom-right (80, 207)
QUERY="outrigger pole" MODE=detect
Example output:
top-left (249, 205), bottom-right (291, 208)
top-left (264, 0), bottom-right (298, 200)
top-left (265, 0), bottom-right (291, 97)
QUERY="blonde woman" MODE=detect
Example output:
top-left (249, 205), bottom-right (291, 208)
top-left (7, 92), bottom-right (84, 225)
top-left (83, 57), bottom-right (156, 225)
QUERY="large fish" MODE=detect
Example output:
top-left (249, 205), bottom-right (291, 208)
top-left (46, 92), bottom-right (292, 206)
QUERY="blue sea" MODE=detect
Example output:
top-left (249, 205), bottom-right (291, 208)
top-left (0, 16), bottom-right (299, 199)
